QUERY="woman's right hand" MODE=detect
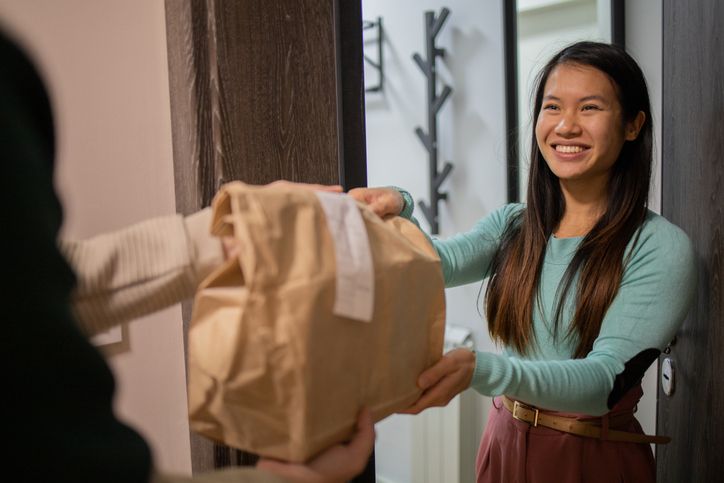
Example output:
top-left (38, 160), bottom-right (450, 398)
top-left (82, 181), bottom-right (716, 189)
top-left (398, 348), bottom-right (476, 415)
top-left (348, 187), bottom-right (404, 219)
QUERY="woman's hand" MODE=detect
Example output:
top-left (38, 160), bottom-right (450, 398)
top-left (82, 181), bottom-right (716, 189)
top-left (256, 408), bottom-right (375, 483)
top-left (269, 180), bottom-right (344, 194)
top-left (348, 187), bottom-right (404, 219)
top-left (220, 180), bottom-right (344, 261)
top-left (399, 348), bottom-right (476, 415)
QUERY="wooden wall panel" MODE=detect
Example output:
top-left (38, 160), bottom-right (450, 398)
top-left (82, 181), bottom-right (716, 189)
top-left (657, 0), bottom-right (724, 481)
top-left (212, 0), bottom-right (341, 185)
top-left (164, 0), bottom-right (217, 472)
top-left (165, 0), bottom-right (217, 213)
top-left (165, 0), bottom-right (370, 477)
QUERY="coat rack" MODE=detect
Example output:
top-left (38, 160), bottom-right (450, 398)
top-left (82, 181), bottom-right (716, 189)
top-left (413, 7), bottom-right (453, 234)
top-left (362, 17), bottom-right (384, 93)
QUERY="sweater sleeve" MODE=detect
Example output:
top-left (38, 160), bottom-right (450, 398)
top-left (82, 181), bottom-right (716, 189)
top-left (60, 208), bottom-right (223, 336)
top-left (469, 222), bottom-right (697, 415)
top-left (392, 188), bottom-right (522, 287)
top-left (151, 468), bottom-right (286, 483)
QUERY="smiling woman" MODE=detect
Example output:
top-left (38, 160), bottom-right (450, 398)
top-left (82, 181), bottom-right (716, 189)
top-left (510, 0), bottom-right (626, 202)
top-left (534, 62), bottom-right (645, 236)
top-left (350, 41), bottom-right (696, 483)
top-left (538, 66), bottom-right (629, 180)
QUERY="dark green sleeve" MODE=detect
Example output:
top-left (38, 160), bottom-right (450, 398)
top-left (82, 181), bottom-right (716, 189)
top-left (1, 31), bottom-right (152, 483)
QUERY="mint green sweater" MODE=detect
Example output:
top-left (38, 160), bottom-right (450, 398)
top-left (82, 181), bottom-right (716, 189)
top-left (399, 195), bottom-right (696, 416)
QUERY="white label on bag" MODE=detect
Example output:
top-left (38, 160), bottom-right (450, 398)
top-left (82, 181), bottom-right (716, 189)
top-left (314, 191), bottom-right (375, 322)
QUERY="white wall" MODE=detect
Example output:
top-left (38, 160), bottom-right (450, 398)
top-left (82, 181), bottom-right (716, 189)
top-left (626, 0), bottom-right (662, 213)
top-left (0, 0), bottom-right (191, 475)
top-left (626, 0), bottom-right (663, 447)
top-left (362, 1), bottom-right (507, 481)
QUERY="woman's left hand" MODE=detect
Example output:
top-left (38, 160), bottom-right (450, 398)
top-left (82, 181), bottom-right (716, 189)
top-left (220, 180), bottom-right (344, 261)
top-left (399, 348), bottom-right (477, 415)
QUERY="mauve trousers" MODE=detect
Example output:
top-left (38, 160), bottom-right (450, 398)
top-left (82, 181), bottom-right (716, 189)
top-left (476, 386), bottom-right (655, 483)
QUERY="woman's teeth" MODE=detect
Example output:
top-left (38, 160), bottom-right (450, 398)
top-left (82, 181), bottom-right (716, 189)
top-left (555, 145), bottom-right (586, 154)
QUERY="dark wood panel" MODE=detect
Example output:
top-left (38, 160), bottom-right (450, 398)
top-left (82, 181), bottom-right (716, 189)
top-left (212, 0), bottom-right (341, 185)
top-left (165, 0), bottom-right (370, 477)
top-left (165, 0), bottom-right (218, 212)
top-left (164, 0), bottom-right (218, 473)
top-left (658, 0), bottom-right (724, 481)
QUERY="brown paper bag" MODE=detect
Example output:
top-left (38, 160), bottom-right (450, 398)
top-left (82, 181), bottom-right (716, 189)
top-left (187, 182), bottom-right (445, 462)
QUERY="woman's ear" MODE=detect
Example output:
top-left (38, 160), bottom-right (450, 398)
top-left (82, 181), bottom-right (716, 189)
top-left (625, 111), bottom-right (646, 141)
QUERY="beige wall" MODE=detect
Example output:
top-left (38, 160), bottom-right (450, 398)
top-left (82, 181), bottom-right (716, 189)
top-left (0, 0), bottom-right (191, 474)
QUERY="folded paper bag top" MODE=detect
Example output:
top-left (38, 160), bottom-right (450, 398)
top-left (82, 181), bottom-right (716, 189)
top-left (187, 181), bottom-right (445, 462)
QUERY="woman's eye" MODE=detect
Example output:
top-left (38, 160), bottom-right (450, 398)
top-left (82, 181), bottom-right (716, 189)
top-left (542, 104), bottom-right (559, 111)
top-left (582, 105), bottom-right (601, 111)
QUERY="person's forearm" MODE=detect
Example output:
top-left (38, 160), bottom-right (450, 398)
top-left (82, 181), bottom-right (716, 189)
top-left (60, 209), bottom-right (223, 335)
top-left (470, 350), bottom-right (618, 415)
top-left (391, 188), bottom-right (516, 287)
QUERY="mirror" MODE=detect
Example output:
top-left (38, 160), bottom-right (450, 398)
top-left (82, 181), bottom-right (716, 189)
top-left (360, 1), bottom-right (624, 482)
top-left (506, 0), bottom-right (624, 201)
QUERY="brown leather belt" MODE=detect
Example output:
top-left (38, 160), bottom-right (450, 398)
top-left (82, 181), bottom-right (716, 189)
top-left (501, 396), bottom-right (670, 445)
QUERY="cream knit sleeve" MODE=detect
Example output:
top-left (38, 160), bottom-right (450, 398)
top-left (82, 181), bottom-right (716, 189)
top-left (151, 468), bottom-right (287, 483)
top-left (60, 208), bottom-right (223, 336)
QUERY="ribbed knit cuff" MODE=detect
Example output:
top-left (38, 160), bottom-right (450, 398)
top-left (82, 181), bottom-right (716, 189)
top-left (388, 186), bottom-right (414, 219)
top-left (185, 207), bottom-right (224, 283)
top-left (470, 350), bottom-right (509, 396)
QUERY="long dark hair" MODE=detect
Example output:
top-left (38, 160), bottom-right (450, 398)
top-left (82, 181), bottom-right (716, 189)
top-left (485, 41), bottom-right (653, 358)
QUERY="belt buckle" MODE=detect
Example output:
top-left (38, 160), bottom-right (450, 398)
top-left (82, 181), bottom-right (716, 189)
top-left (512, 400), bottom-right (540, 427)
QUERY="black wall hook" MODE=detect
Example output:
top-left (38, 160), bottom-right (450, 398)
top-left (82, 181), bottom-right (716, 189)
top-left (363, 17), bottom-right (384, 93)
top-left (412, 7), bottom-right (453, 234)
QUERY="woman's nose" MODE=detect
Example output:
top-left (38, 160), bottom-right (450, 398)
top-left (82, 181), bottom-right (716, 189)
top-left (555, 112), bottom-right (581, 136)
